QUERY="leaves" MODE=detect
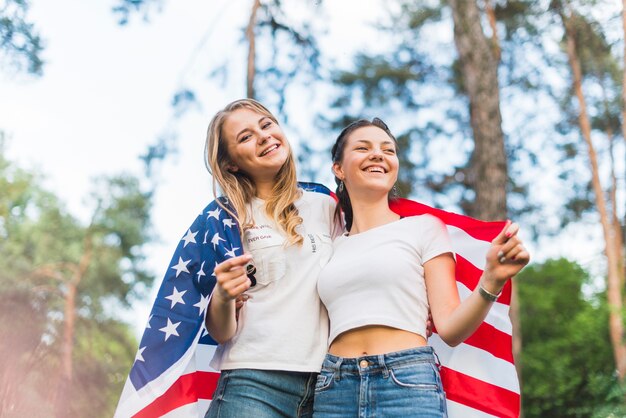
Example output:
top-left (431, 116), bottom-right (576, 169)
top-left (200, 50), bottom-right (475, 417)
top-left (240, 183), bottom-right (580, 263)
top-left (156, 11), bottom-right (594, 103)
top-left (518, 258), bottom-right (621, 417)
top-left (0, 0), bottom-right (44, 76)
top-left (0, 143), bottom-right (154, 417)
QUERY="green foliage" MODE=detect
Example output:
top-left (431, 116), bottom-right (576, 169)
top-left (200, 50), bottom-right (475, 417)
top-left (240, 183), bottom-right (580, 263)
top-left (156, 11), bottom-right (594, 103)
top-left (307, 0), bottom-right (548, 222)
top-left (518, 258), bottom-right (624, 417)
top-left (68, 318), bottom-right (138, 418)
top-left (0, 140), bottom-right (153, 417)
top-left (0, 0), bottom-right (44, 76)
top-left (112, 0), bottom-right (162, 25)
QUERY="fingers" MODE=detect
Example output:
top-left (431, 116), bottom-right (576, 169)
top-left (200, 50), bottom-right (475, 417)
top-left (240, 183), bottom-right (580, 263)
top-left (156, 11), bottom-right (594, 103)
top-left (214, 254), bottom-right (253, 275)
top-left (498, 242), bottom-right (528, 264)
top-left (235, 294), bottom-right (252, 309)
top-left (492, 220), bottom-right (512, 245)
top-left (490, 221), bottom-right (530, 270)
top-left (219, 273), bottom-right (251, 298)
top-left (425, 311), bottom-right (434, 338)
top-left (214, 254), bottom-right (253, 300)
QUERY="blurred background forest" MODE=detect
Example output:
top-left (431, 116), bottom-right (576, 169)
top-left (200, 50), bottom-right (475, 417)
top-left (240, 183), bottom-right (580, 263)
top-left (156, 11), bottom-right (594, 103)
top-left (0, 0), bottom-right (625, 417)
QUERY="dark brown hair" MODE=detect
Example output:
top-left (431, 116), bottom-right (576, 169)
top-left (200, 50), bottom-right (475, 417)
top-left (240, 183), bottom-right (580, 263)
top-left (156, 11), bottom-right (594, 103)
top-left (331, 117), bottom-right (399, 231)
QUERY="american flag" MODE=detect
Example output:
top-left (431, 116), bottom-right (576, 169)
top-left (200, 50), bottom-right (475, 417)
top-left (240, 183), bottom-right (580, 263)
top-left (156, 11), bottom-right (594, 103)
top-left (115, 187), bottom-right (519, 418)
top-left (390, 198), bottom-right (519, 418)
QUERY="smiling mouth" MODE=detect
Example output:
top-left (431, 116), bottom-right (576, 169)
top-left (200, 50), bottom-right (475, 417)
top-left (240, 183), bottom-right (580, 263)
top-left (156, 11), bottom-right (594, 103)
top-left (260, 144), bottom-right (279, 156)
top-left (364, 166), bottom-right (386, 173)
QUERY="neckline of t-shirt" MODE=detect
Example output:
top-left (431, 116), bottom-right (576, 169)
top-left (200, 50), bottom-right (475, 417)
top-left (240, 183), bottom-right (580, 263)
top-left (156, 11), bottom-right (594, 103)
top-left (343, 216), bottom-right (408, 238)
top-left (250, 188), bottom-right (309, 206)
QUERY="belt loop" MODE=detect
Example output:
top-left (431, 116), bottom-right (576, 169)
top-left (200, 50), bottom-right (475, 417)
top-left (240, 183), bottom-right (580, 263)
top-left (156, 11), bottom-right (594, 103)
top-left (378, 354), bottom-right (389, 378)
top-left (334, 357), bottom-right (343, 382)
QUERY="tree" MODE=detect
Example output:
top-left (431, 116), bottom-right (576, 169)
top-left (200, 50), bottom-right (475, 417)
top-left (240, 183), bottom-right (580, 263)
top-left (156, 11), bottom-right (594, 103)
top-left (0, 0), bottom-right (44, 76)
top-left (550, 0), bottom-right (626, 380)
top-left (0, 139), bottom-right (154, 417)
top-left (116, 0), bottom-right (324, 174)
top-left (518, 258), bottom-right (624, 417)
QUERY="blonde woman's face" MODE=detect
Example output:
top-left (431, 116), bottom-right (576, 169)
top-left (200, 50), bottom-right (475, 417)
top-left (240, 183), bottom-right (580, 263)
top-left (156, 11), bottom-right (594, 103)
top-left (222, 108), bottom-right (290, 184)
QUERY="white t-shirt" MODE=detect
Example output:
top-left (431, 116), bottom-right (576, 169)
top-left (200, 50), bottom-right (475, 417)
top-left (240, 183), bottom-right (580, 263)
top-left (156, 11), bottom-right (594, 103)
top-left (317, 215), bottom-right (453, 344)
top-left (211, 189), bottom-right (337, 372)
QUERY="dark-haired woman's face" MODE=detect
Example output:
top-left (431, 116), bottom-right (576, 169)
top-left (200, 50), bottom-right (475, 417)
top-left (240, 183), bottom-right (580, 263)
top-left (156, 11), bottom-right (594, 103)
top-left (333, 126), bottom-right (398, 197)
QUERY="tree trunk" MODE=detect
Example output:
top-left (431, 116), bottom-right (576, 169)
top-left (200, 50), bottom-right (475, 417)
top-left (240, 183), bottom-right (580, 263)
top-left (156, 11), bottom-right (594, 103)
top-left (560, 7), bottom-right (626, 380)
top-left (54, 282), bottom-right (76, 418)
top-left (621, 0), bottom-right (626, 285)
top-left (246, 0), bottom-right (261, 99)
top-left (600, 78), bottom-right (625, 289)
top-left (448, 0), bottom-right (523, 394)
top-left (53, 235), bottom-right (93, 417)
top-left (484, 0), bottom-right (501, 63)
top-left (449, 0), bottom-right (508, 222)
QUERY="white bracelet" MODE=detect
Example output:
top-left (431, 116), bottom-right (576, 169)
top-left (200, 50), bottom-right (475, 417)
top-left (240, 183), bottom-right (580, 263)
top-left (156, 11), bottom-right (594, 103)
top-left (478, 284), bottom-right (501, 302)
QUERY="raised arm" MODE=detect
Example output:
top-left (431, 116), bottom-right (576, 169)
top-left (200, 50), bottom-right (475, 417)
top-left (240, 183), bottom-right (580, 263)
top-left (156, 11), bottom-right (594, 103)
top-left (426, 221), bottom-right (529, 346)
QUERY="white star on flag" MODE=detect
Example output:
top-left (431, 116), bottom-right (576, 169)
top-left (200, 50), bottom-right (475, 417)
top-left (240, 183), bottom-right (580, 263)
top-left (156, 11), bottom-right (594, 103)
top-left (194, 294), bottom-right (210, 316)
top-left (223, 218), bottom-right (235, 228)
top-left (203, 230), bottom-right (209, 244)
top-left (224, 245), bottom-right (240, 258)
top-left (159, 318), bottom-right (181, 341)
top-left (197, 261), bottom-right (206, 283)
top-left (212, 262), bottom-right (218, 277)
top-left (211, 232), bottom-right (226, 249)
top-left (135, 347), bottom-right (146, 363)
top-left (171, 257), bottom-right (191, 277)
top-left (146, 314), bottom-right (153, 329)
top-left (207, 207), bottom-right (221, 220)
top-left (181, 229), bottom-right (198, 247)
top-left (165, 286), bottom-right (187, 308)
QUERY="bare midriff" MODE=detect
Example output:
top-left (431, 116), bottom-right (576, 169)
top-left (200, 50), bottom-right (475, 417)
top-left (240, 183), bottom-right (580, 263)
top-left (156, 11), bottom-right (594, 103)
top-left (328, 325), bottom-right (427, 357)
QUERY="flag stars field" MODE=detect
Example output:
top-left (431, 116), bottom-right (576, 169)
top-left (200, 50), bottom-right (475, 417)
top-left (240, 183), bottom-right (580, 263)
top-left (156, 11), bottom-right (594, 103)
top-left (207, 207), bottom-right (221, 220)
top-left (165, 286), bottom-right (187, 308)
top-left (135, 347), bottom-right (146, 363)
top-left (211, 232), bottom-right (226, 249)
top-left (171, 256), bottom-right (191, 277)
top-left (194, 294), bottom-right (209, 316)
top-left (224, 246), bottom-right (239, 258)
top-left (197, 261), bottom-right (206, 282)
top-left (159, 318), bottom-right (181, 341)
top-left (181, 229), bottom-right (198, 247)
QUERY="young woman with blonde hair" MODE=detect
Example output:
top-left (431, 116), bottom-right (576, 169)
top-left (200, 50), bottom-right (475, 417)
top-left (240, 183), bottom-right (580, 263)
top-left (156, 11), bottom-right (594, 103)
top-left (203, 99), bottom-right (336, 418)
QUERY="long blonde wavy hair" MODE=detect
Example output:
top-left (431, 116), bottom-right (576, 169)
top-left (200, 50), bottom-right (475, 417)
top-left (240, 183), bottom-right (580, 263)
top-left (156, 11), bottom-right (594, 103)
top-left (205, 99), bottom-right (303, 246)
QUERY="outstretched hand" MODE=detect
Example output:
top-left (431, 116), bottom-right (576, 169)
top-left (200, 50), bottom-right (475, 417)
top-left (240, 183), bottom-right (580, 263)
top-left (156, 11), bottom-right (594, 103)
top-left (483, 220), bottom-right (530, 288)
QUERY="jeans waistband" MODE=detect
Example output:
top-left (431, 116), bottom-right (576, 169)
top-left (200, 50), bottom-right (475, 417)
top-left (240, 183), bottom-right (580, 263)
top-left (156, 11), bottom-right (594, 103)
top-left (321, 346), bottom-right (438, 376)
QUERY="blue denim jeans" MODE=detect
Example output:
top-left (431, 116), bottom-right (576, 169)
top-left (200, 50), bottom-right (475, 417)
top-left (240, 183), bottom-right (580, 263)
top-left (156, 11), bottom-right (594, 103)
top-left (313, 346), bottom-right (447, 418)
top-left (204, 369), bottom-right (316, 418)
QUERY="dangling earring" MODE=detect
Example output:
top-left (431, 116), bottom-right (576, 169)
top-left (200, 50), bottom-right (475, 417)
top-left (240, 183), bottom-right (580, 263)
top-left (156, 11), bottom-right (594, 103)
top-left (392, 184), bottom-right (398, 197)
top-left (338, 181), bottom-right (344, 193)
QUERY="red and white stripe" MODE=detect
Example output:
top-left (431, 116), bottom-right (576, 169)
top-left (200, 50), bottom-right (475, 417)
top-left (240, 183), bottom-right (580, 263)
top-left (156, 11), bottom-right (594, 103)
top-left (391, 198), bottom-right (520, 418)
top-left (116, 343), bottom-right (220, 418)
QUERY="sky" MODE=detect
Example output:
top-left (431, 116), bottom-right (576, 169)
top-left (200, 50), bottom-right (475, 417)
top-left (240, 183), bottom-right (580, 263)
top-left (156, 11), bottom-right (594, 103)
top-left (1, 0), bottom-right (611, 336)
top-left (0, 0), bottom-right (392, 336)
